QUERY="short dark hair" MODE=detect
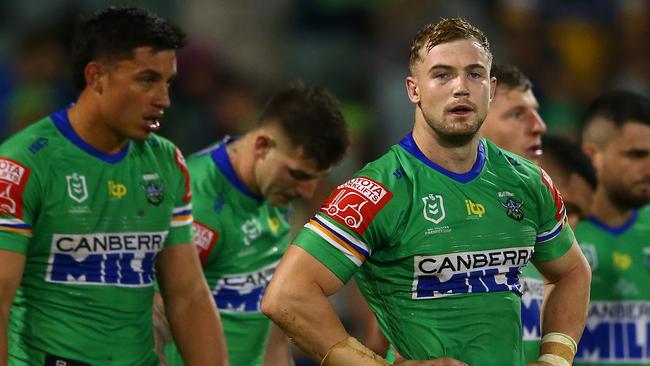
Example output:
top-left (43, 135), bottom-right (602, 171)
top-left (72, 6), bottom-right (187, 91)
top-left (584, 90), bottom-right (650, 128)
top-left (258, 83), bottom-right (349, 170)
top-left (409, 18), bottom-right (491, 71)
top-left (491, 64), bottom-right (532, 92)
top-left (542, 135), bottom-right (597, 189)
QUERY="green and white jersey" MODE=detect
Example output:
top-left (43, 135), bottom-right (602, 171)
top-left (521, 265), bottom-right (544, 363)
top-left (0, 108), bottom-right (194, 366)
top-left (165, 139), bottom-right (291, 366)
top-left (294, 134), bottom-right (574, 366)
top-left (574, 208), bottom-right (650, 365)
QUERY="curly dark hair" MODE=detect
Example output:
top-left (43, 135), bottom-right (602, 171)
top-left (258, 82), bottom-right (350, 170)
top-left (72, 6), bottom-right (186, 91)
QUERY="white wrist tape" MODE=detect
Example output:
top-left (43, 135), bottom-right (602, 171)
top-left (537, 332), bottom-right (578, 366)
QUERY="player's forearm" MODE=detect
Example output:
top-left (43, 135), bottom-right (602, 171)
top-left (166, 285), bottom-right (228, 366)
top-left (541, 259), bottom-right (591, 342)
top-left (0, 308), bottom-right (8, 366)
top-left (263, 325), bottom-right (294, 366)
top-left (262, 278), bottom-right (349, 362)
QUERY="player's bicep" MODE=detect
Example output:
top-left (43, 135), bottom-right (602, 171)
top-left (0, 249), bottom-right (25, 313)
top-left (156, 243), bottom-right (208, 301)
top-left (533, 240), bottom-right (589, 284)
top-left (270, 245), bottom-right (344, 297)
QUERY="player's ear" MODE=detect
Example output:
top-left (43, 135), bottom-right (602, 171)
top-left (581, 141), bottom-right (599, 166)
top-left (489, 76), bottom-right (497, 101)
top-left (85, 61), bottom-right (105, 94)
top-left (406, 76), bottom-right (420, 104)
top-left (253, 133), bottom-right (274, 159)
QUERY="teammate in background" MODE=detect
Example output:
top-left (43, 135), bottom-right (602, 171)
top-left (158, 83), bottom-right (350, 366)
top-left (262, 18), bottom-right (591, 366)
top-left (574, 90), bottom-right (650, 366)
top-left (539, 135), bottom-right (597, 229)
top-left (0, 7), bottom-right (226, 365)
top-left (480, 63), bottom-right (546, 163)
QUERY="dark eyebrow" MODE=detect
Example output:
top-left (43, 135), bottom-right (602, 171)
top-left (288, 168), bottom-right (317, 180)
top-left (623, 148), bottom-right (650, 158)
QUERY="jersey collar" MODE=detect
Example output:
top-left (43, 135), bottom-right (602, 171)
top-left (50, 107), bottom-right (130, 164)
top-left (588, 210), bottom-right (638, 236)
top-left (210, 138), bottom-right (264, 202)
top-left (398, 132), bottom-right (486, 183)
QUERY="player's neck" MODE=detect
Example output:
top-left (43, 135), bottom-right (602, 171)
top-left (589, 188), bottom-right (636, 227)
top-left (412, 119), bottom-right (480, 174)
top-left (68, 95), bottom-right (129, 154)
top-left (226, 136), bottom-right (261, 196)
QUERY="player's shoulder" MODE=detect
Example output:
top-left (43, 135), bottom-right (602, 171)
top-left (347, 146), bottom-right (411, 196)
top-left (0, 114), bottom-right (63, 166)
top-left (484, 139), bottom-right (542, 182)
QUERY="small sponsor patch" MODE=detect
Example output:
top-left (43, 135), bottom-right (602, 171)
top-left (0, 158), bottom-right (31, 218)
top-left (540, 168), bottom-right (565, 221)
top-left (44, 354), bottom-right (90, 366)
top-left (321, 176), bottom-right (393, 235)
top-left (193, 221), bottom-right (217, 264)
top-left (174, 147), bottom-right (192, 203)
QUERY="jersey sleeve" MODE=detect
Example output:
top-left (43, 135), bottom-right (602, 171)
top-left (531, 167), bottom-right (575, 262)
top-left (294, 171), bottom-right (397, 283)
top-left (165, 146), bottom-right (194, 247)
top-left (0, 155), bottom-right (40, 255)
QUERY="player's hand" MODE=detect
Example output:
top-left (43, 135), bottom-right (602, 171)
top-left (394, 358), bottom-right (468, 366)
top-left (526, 362), bottom-right (553, 366)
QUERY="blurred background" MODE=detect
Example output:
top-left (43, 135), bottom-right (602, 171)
top-left (1, 0), bottom-right (649, 364)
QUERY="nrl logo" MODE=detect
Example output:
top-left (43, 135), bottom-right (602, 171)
top-left (66, 173), bottom-right (88, 203)
top-left (502, 198), bottom-right (524, 221)
top-left (422, 194), bottom-right (445, 224)
top-left (141, 173), bottom-right (164, 206)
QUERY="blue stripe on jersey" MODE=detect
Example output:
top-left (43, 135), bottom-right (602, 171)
top-left (210, 141), bottom-right (263, 202)
top-left (398, 133), bottom-right (486, 183)
top-left (588, 210), bottom-right (638, 236)
top-left (50, 108), bottom-right (130, 164)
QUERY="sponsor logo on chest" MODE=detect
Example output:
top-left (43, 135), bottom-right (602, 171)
top-left (46, 231), bottom-right (168, 287)
top-left (576, 301), bottom-right (650, 362)
top-left (213, 263), bottom-right (277, 313)
top-left (412, 247), bottom-right (532, 299)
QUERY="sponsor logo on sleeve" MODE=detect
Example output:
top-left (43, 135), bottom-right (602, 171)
top-left (0, 158), bottom-right (31, 218)
top-left (321, 176), bottom-right (393, 235)
top-left (174, 147), bottom-right (192, 203)
top-left (576, 301), bottom-right (650, 363)
top-left (192, 221), bottom-right (217, 264)
top-left (46, 231), bottom-right (167, 287)
top-left (412, 247), bottom-right (533, 299)
top-left (540, 168), bottom-right (565, 221)
top-left (213, 262), bottom-right (277, 313)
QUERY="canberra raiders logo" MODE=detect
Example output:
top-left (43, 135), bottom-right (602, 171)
top-left (502, 198), bottom-right (524, 221)
top-left (141, 173), bottom-right (165, 206)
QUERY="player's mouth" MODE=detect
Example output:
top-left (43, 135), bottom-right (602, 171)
top-left (143, 114), bottom-right (163, 132)
top-left (447, 103), bottom-right (476, 116)
top-left (527, 144), bottom-right (543, 158)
